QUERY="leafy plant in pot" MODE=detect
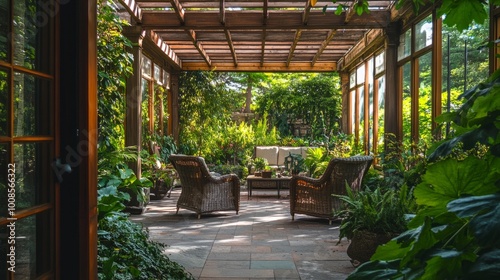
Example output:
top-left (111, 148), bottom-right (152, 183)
top-left (253, 157), bottom-right (268, 177)
top-left (335, 184), bottom-right (415, 266)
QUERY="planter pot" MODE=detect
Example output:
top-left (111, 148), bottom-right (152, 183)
top-left (347, 230), bottom-right (396, 266)
top-left (254, 171), bottom-right (262, 177)
top-left (261, 171), bottom-right (272, 178)
top-left (125, 187), bottom-right (150, 215)
top-left (150, 178), bottom-right (170, 200)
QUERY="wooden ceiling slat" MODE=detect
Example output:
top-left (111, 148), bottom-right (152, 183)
top-left (311, 29), bottom-right (337, 66)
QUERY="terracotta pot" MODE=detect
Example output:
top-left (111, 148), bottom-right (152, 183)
top-left (346, 230), bottom-right (396, 266)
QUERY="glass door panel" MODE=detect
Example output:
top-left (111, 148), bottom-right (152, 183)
top-left (0, 0), bottom-right (57, 278)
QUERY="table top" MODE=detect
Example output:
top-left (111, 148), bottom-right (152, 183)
top-left (246, 175), bottom-right (292, 181)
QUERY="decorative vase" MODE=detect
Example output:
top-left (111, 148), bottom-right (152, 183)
top-left (346, 230), bottom-right (396, 266)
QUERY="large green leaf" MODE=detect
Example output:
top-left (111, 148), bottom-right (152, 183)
top-left (438, 0), bottom-right (488, 32)
top-left (415, 157), bottom-right (493, 210)
top-left (469, 203), bottom-right (500, 247)
top-left (448, 193), bottom-right (500, 218)
top-left (347, 260), bottom-right (403, 280)
top-left (372, 239), bottom-right (410, 261)
top-left (466, 249), bottom-right (500, 278)
top-left (421, 249), bottom-right (476, 279)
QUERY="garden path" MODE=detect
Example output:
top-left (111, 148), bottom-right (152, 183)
top-left (129, 187), bottom-right (354, 280)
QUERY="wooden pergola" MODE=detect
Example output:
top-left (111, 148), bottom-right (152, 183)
top-left (115, 0), bottom-right (500, 174)
top-left (118, 0), bottom-right (397, 72)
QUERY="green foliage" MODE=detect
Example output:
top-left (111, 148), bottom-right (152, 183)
top-left (255, 73), bottom-right (342, 141)
top-left (97, 146), bottom-right (153, 219)
top-left (97, 0), bottom-right (133, 148)
top-left (335, 185), bottom-right (415, 241)
top-left (210, 164), bottom-right (247, 179)
top-left (253, 157), bottom-right (269, 171)
top-left (304, 147), bottom-right (329, 177)
top-left (347, 68), bottom-right (500, 279)
top-left (177, 71), bottom-right (245, 157)
top-left (431, 68), bottom-right (500, 161)
top-left (98, 213), bottom-right (195, 280)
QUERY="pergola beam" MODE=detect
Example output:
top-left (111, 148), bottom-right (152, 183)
top-left (182, 61), bottom-right (337, 72)
top-left (168, 0), bottom-right (212, 67)
top-left (302, 0), bottom-right (313, 24)
top-left (141, 11), bottom-right (390, 30)
top-left (286, 29), bottom-right (302, 67)
top-left (224, 29), bottom-right (238, 66)
top-left (118, 0), bottom-right (143, 23)
top-left (311, 29), bottom-right (337, 66)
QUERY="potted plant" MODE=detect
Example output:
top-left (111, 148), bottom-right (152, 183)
top-left (261, 166), bottom-right (273, 178)
top-left (253, 157), bottom-right (268, 177)
top-left (335, 184), bottom-right (414, 266)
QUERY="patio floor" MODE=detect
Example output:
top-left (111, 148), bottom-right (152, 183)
top-left (129, 187), bottom-right (355, 280)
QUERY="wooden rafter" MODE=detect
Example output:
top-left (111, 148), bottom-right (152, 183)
top-left (286, 29), bottom-right (303, 67)
top-left (187, 29), bottom-right (212, 67)
top-left (345, 0), bottom-right (358, 23)
top-left (118, 0), bottom-right (142, 23)
top-left (311, 29), bottom-right (337, 66)
top-left (302, 0), bottom-right (313, 24)
top-left (220, 0), bottom-right (225, 24)
top-left (169, 0), bottom-right (185, 23)
top-left (144, 30), bottom-right (183, 70)
top-left (263, 0), bottom-right (269, 25)
top-left (168, 0), bottom-right (212, 67)
top-left (260, 30), bottom-right (267, 66)
top-left (224, 29), bottom-right (238, 66)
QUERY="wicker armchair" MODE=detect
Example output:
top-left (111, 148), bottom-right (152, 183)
top-left (169, 155), bottom-right (240, 219)
top-left (289, 156), bottom-right (373, 224)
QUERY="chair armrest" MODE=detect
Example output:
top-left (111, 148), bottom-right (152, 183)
top-left (290, 175), bottom-right (324, 188)
top-left (208, 173), bottom-right (240, 184)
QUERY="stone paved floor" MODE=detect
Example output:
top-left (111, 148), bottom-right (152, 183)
top-left (129, 187), bottom-right (354, 280)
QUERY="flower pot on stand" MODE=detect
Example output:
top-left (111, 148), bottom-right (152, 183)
top-left (261, 170), bottom-right (272, 178)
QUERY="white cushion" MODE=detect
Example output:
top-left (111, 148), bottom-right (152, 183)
top-left (278, 147), bottom-right (303, 167)
top-left (255, 146), bottom-right (279, 166)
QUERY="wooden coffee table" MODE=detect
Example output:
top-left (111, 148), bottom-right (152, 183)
top-left (246, 175), bottom-right (292, 198)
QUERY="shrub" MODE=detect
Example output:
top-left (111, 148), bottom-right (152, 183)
top-left (98, 213), bottom-right (195, 280)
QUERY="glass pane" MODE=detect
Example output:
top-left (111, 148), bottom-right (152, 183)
top-left (377, 76), bottom-right (386, 154)
top-left (164, 70), bottom-right (170, 89)
top-left (142, 78), bottom-right (151, 133)
top-left (0, 143), bottom-right (10, 217)
top-left (13, 0), bottom-right (53, 73)
top-left (154, 64), bottom-right (161, 83)
top-left (13, 142), bottom-right (51, 211)
top-left (415, 15), bottom-right (433, 52)
top-left (14, 72), bottom-right (52, 136)
top-left (418, 52), bottom-right (432, 143)
top-left (0, 69), bottom-right (8, 136)
top-left (356, 64), bottom-right (365, 85)
top-left (358, 87), bottom-right (365, 147)
top-left (0, 211), bottom-right (52, 278)
top-left (142, 55), bottom-right (151, 78)
top-left (350, 90), bottom-right (355, 134)
top-left (375, 52), bottom-right (385, 74)
top-left (349, 72), bottom-right (355, 88)
top-left (0, 0), bottom-right (9, 61)
top-left (368, 58), bottom-right (374, 152)
top-left (402, 62), bottom-right (412, 146)
top-left (398, 29), bottom-right (411, 60)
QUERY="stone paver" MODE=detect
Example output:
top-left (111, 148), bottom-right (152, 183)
top-left (129, 188), bottom-right (354, 279)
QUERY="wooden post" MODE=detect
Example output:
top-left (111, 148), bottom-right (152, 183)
top-left (170, 73), bottom-right (180, 144)
top-left (339, 71), bottom-right (350, 134)
top-left (384, 21), bottom-right (402, 144)
top-left (124, 26), bottom-right (144, 177)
